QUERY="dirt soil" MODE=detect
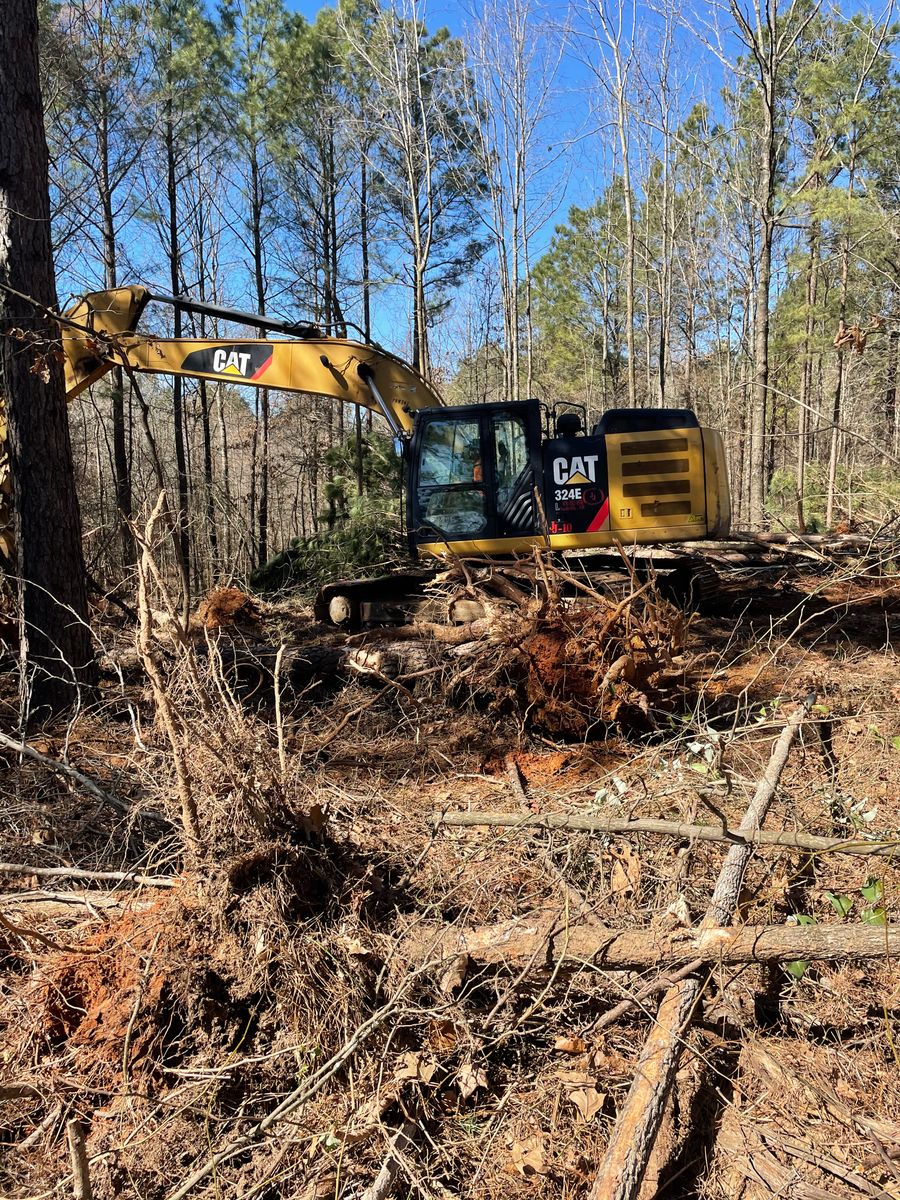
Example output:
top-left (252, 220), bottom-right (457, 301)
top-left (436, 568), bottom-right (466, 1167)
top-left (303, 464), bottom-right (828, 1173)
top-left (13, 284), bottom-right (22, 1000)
top-left (1, 563), bottom-right (899, 1200)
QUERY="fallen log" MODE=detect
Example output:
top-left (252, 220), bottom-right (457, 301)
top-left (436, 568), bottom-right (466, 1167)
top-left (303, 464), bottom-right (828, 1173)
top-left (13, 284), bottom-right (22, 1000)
top-left (433, 810), bottom-right (900, 858)
top-left (589, 696), bottom-right (812, 1200)
top-left (409, 912), bottom-right (900, 971)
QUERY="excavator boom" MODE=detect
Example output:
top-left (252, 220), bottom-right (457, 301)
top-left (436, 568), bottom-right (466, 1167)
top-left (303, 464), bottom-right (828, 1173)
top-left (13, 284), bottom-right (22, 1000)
top-left (62, 286), bottom-right (443, 434)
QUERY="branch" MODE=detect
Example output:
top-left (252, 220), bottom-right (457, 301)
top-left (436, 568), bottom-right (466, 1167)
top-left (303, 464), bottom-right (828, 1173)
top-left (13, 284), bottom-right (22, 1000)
top-left (66, 1119), bottom-right (93, 1200)
top-left (0, 728), bottom-right (129, 813)
top-left (433, 811), bottom-right (898, 858)
top-left (0, 863), bottom-right (175, 888)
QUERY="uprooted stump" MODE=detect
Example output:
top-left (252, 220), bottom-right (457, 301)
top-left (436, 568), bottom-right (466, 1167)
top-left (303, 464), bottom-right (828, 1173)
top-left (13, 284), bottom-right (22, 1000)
top-left (352, 557), bottom-right (688, 735)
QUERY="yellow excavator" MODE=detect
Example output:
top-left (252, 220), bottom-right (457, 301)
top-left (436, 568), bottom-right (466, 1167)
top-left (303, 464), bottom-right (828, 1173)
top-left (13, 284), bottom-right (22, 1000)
top-left (30, 285), bottom-right (732, 621)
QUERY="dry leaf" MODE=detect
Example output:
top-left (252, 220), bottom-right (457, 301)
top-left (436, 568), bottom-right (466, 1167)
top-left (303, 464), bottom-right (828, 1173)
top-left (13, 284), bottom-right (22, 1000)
top-left (29, 357), bottom-right (51, 384)
top-left (428, 1018), bottom-right (458, 1051)
top-left (457, 1060), bottom-right (488, 1099)
top-left (394, 1052), bottom-right (437, 1084)
top-left (333, 1097), bottom-right (386, 1146)
top-left (558, 1070), bottom-right (605, 1123)
top-left (610, 844), bottom-right (640, 905)
top-left (589, 1047), bottom-right (631, 1077)
top-left (299, 1172), bottom-right (337, 1199)
top-left (553, 1035), bottom-right (587, 1054)
top-left (339, 932), bottom-right (371, 957)
top-left (510, 1134), bottom-right (547, 1177)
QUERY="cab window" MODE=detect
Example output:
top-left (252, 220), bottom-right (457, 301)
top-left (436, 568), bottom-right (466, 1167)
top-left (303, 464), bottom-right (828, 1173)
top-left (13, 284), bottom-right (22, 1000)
top-left (493, 415), bottom-right (529, 509)
top-left (419, 420), bottom-right (482, 485)
top-left (417, 419), bottom-right (486, 536)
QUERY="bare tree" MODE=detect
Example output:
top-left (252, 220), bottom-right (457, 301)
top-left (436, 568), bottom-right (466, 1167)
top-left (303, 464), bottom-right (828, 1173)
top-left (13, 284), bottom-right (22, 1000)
top-left (465, 0), bottom-right (565, 402)
top-left (0, 0), bottom-right (96, 714)
top-left (706, 0), bottom-right (820, 525)
top-left (579, 0), bottom-right (639, 408)
top-left (341, 0), bottom-right (484, 379)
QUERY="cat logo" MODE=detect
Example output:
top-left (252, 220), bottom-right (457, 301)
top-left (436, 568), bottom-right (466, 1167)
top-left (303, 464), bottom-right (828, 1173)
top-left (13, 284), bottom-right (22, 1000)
top-left (552, 454), bottom-right (600, 486)
top-left (181, 344), bottom-right (274, 380)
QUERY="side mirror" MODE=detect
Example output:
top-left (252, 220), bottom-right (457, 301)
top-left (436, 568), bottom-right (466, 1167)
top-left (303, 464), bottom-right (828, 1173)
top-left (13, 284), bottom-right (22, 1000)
top-left (393, 436), bottom-right (405, 458)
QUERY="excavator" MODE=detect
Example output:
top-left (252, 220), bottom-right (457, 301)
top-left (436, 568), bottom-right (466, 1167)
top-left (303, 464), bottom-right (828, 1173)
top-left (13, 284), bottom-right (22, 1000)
top-left (46, 285), bottom-right (730, 623)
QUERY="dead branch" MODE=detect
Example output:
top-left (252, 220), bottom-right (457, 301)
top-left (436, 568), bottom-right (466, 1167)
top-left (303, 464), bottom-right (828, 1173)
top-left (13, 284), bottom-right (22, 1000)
top-left (134, 494), bottom-right (201, 855)
top-left (433, 810), bottom-right (899, 857)
top-left (0, 909), bottom-right (102, 953)
top-left (0, 728), bottom-right (129, 813)
top-left (0, 863), bottom-right (176, 887)
top-left (0, 890), bottom-right (156, 917)
top-left (587, 960), bottom-right (705, 1032)
top-left (504, 756), bottom-right (529, 810)
top-left (717, 1122), bottom-right (845, 1200)
top-left (765, 1129), bottom-right (892, 1198)
top-left (588, 697), bottom-right (812, 1200)
top-left (747, 1040), bottom-right (900, 1150)
top-left (66, 1119), bottom-right (93, 1200)
top-left (360, 1121), bottom-right (419, 1200)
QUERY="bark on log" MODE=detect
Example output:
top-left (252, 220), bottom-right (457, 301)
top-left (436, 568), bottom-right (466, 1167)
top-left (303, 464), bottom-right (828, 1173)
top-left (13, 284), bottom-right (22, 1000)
top-left (434, 810), bottom-right (899, 858)
top-left (588, 697), bottom-right (811, 1200)
top-left (409, 913), bottom-right (900, 971)
top-left (716, 1123), bottom-right (849, 1200)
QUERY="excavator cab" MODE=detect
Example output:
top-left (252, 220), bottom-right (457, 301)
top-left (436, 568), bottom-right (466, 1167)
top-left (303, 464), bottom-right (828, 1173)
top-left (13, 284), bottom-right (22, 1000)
top-left (406, 401), bottom-right (731, 558)
top-left (408, 400), bottom-right (542, 555)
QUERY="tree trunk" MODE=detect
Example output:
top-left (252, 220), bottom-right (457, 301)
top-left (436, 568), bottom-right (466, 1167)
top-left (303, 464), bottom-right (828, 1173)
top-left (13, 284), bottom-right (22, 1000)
top-left (165, 111), bottom-right (190, 611)
top-left (98, 103), bottom-right (132, 568)
top-left (825, 157), bottom-right (855, 531)
top-left (797, 215), bottom-right (820, 531)
top-left (249, 145), bottom-right (269, 568)
top-left (0, 0), bottom-right (97, 714)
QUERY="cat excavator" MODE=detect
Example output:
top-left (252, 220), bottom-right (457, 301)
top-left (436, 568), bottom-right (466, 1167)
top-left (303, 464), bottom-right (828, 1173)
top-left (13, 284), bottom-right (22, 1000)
top-left (42, 285), bottom-right (730, 622)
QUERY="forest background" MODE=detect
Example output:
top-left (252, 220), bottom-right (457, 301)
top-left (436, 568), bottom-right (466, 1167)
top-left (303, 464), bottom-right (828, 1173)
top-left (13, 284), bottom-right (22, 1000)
top-left (42, 0), bottom-right (900, 597)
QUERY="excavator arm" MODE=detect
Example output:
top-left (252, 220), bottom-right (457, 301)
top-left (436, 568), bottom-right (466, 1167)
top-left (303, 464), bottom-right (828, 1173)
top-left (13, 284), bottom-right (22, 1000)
top-left (62, 286), bottom-right (444, 435)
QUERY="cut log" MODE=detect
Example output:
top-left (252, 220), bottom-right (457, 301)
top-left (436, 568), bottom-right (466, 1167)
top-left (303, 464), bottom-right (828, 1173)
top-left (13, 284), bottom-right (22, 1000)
top-left (433, 810), bottom-right (899, 857)
top-left (407, 912), bottom-right (900, 971)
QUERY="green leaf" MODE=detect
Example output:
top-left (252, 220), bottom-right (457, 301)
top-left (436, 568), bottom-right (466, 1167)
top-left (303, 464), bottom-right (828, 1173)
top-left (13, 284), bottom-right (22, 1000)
top-left (825, 891), bottom-right (853, 918)
top-left (861, 876), bottom-right (884, 904)
top-left (793, 913), bottom-right (817, 925)
top-left (862, 906), bottom-right (887, 926)
top-left (785, 959), bottom-right (809, 978)
top-left (890, 736), bottom-right (900, 752)
top-left (812, 703), bottom-right (830, 715)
